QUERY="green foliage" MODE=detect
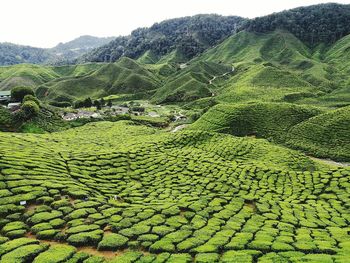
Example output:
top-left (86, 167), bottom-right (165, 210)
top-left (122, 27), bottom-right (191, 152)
top-left (23, 94), bottom-right (40, 106)
top-left (97, 233), bottom-right (128, 250)
top-left (244, 3), bottom-right (350, 46)
top-left (20, 101), bottom-right (40, 119)
top-left (0, 121), bottom-right (348, 261)
top-left (0, 244), bottom-right (48, 263)
top-left (191, 102), bottom-right (322, 143)
top-left (33, 245), bottom-right (76, 263)
top-left (11, 86), bottom-right (35, 102)
top-left (81, 15), bottom-right (245, 63)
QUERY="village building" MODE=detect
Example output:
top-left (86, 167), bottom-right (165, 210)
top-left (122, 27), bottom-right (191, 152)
top-left (0, 91), bottom-right (11, 103)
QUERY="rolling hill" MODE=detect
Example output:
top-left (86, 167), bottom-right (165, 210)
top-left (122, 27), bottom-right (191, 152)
top-left (191, 103), bottom-right (350, 161)
top-left (0, 3), bottom-right (350, 262)
top-left (37, 57), bottom-right (162, 103)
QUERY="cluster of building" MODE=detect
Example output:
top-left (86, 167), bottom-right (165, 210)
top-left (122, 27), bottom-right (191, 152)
top-left (0, 91), bottom-right (21, 110)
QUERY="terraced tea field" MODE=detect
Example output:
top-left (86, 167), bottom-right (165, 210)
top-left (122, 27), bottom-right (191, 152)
top-left (0, 121), bottom-right (349, 262)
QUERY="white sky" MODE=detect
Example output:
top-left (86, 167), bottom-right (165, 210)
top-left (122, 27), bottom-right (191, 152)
top-left (1, 0), bottom-right (349, 48)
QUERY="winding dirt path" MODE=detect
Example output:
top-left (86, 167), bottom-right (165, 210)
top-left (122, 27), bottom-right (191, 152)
top-left (309, 156), bottom-right (349, 167)
top-left (171, 124), bottom-right (188, 133)
top-left (208, 67), bottom-right (235, 96)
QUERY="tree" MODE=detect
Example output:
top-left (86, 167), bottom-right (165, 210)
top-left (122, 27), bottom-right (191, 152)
top-left (11, 87), bottom-right (34, 102)
top-left (100, 98), bottom-right (106, 106)
top-left (20, 101), bottom-right (39, 119)
top-left (74, 100), bottom-right (84, 109)
top-left (83, 97), bottom-right (93, 108)
top-left (107, 100), bottom-right (112, 107)
top-left (93, 100), bottom-right (102, 110)
top-left (22, 95), bottom-right (40, 107)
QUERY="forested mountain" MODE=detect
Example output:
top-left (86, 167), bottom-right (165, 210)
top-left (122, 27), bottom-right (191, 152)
top-left (80, 15), bottom-right (245, 63)
top-left (50, 35), bottom-right (115, 63)
top-left (243, 3), bottom-right (350, 46)
top-left (0, 36), bottom-right (115, 66)
top-left (0, 43), bottom-right (52, 65)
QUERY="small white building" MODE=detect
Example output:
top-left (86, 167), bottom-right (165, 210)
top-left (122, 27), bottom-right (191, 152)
top-left (7, 102), bottom-right (21, 110)
top-left (0, 91), bottom-right (11, 102)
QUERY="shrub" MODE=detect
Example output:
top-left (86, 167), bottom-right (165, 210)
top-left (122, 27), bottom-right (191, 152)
top-left (33, 244), bottom-right (76, 263)
top-left (0, 237), bottom-right (39, 256)
top-left (31, 223), bottom-right (53, 234)
top-left (11, 87), bottom-right (34, 102)
top-left (221, 251), bottom-right (254, 263)
top-left (28, 211), bottom-right (62, 225)
top-left (36, 229), bottom-right (58, 239)
top-left (20, 101), bottom-right (40, 119)
top-left (66, 224), bottom-right (100, 235)
top-left (166, 253), bottom-right (192, 263)
top-left (5, 229), bottom-right (27, 238)
top-left (196, 253), bottom-right (220, 263)
top-left (23, 95), bottom-right (40, 106)
top-left (149, 239), bottom-right (176, 253)
top-left (66, 230), bottom-right (103, 246)
top-left (1, 221), bottom-right (27, 233)
top-left (109, 251), bottom-right (142, 263)
top-left (0, 244), bottom-right (48, 262)
top-left (97, 233), bottom-right (129, 250)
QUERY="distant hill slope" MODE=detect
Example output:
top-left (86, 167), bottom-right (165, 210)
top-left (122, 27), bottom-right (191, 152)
top-left (49, 35), bottom-right (115, 63)
top-left (80, 14), bottom-right (245, 63)
top-left (0, 36), bottom-right (115, 66)
top-left (0, 43), bottom-right (53, 65)
top-left (194, 29), bottom-right (349, 107)
top-left (36, 57), bottom-right (161, 103)
top-left (243, 3), bottom-right (350, 47)
top-left (0, 63), bottom-right (103, 91)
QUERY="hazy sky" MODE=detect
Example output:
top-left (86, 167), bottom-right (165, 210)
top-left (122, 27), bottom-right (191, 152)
top-left (1, 0), bottom-right (349, 48)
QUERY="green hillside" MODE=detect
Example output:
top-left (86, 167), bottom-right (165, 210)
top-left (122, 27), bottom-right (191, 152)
top-left (0, 64), bottom-right (60, 90)
top-left (191, 103), bottom-right (323, 143)
top-left (192, 30), bottom-right (342, 105)
top-left (37, 58), bottom-right (161, 103)
top-left (81, 15), bottom-right (245, 63)
top-left (0, 63), bottom-right (104, 91)
top-left (286, 106), bottom-right (350, 161)
top-left (0, 121), bottom-right (349, 262)
top-left (243, 3), bottom-right (350, 47)
top-left (191, 103), bottom-right (350, 162)
top-left (152, 61), bottom-right (232, 104)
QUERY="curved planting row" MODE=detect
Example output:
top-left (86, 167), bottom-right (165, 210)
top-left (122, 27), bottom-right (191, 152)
top-left (0, 121), bottom-right (349, 262)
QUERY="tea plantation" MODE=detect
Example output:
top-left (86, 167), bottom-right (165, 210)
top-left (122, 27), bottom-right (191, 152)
top-left (0, 121), bottom-right (349, 262)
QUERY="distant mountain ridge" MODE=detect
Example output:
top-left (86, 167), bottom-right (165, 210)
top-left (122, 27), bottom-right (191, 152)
top-left (80, 14), bottom-right (246, 63)
top-left (242, 3), bottom-right (350, 46)
top-left (0, 35), bottom-right (115, 66)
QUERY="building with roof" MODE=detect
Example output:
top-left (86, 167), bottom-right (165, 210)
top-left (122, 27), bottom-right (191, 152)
top-left (0, 91), bottom-right (11, 102)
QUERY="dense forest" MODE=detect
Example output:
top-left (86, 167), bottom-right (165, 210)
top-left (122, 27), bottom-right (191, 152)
top-left (80, 15), bottom-right (245, 63)
top-left (0, 36), bottom-right (115, 66)
top-left (243, 3), bottom-right (350, 46)
top-left (0, 43), bottom-right (52, 65)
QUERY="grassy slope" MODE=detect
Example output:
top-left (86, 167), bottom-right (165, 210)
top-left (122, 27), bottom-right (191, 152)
top-left (191, 102), bottom-right (323, 143)
top-left (190, 30), bottom-right (347, 106)
top-left (0, 121), bottom-right (348, 261)
top-left (152, 61), bottom-right (232, 103)
top-left (192, 102), bottom-right (350, 161)
top-left (0, 64), bottom-right (60, 90)
top-left (0, 63), bottom-right (104, 91)
top-left (37, 57), bottom-right (161, 102)
top-left (286, 106), bottom-right (350, 161)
